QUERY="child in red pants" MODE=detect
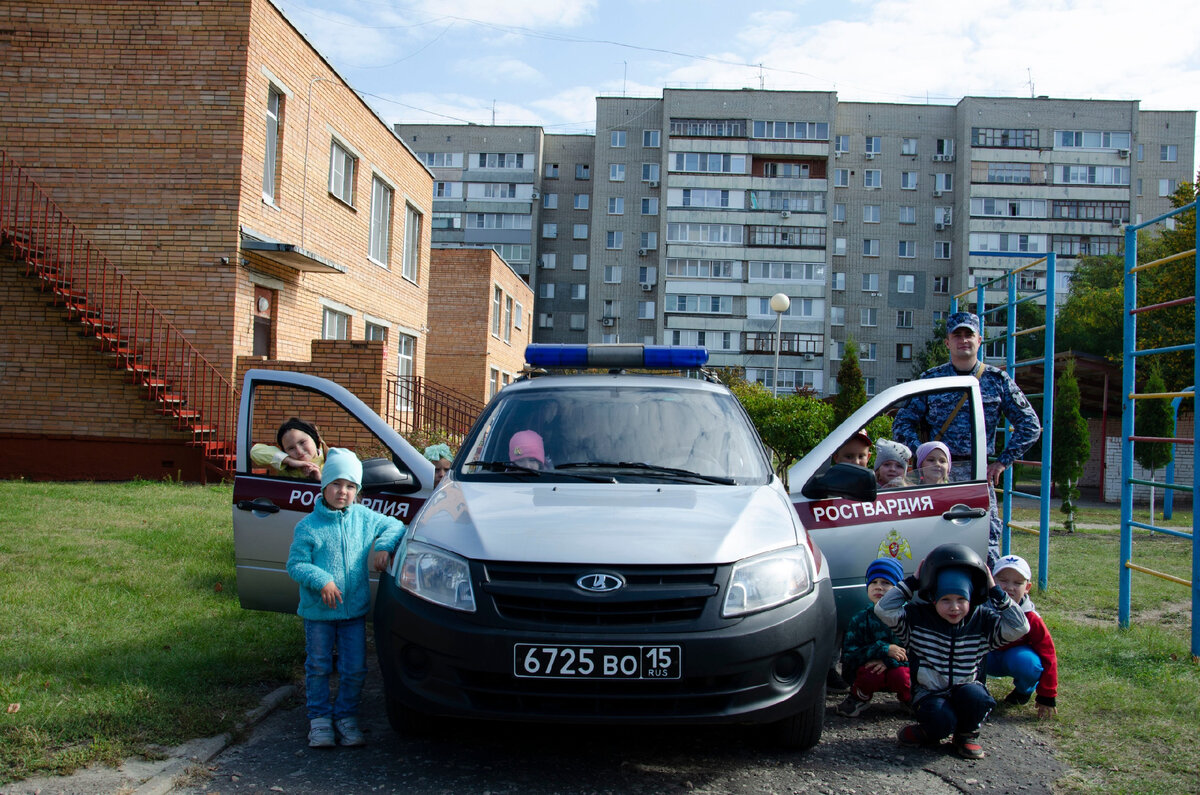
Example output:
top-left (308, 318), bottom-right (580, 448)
top-left (836, 557), bottom-right (912, 717)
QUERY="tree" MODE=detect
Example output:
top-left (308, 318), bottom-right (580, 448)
top-left (912, 321), bottom-right (949, 378)
top-left (731, 380), bottom-right (833, 490)
top-left (832, 337), bottom-right (865, 427)
top-left (1051, 358), bottom-right (1090, 532)
top-left (1134, 361), bottom-right (1174, 523)
top-left (1056, 254), bottom-right (1124, 362)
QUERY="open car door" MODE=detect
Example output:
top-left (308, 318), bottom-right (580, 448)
top-left (788, 376), bottom-right (990, 632)
top-left (232, 369), bottom-right (434, 613)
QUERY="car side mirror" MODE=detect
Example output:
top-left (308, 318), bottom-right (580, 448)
top-left (800, 463), bottom-right (878, 502)
top-left (360, 457), bottom-right (416, 493)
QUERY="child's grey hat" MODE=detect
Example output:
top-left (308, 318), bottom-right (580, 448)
top-left (873, 438), bottom-right (911, 471)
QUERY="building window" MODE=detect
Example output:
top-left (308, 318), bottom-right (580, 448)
top-left (640, 231), bottom-right (658, 249)
top-left (971, 127), bottom-right (1039, 148)
top-left (832, 271), bottom-right (846, 291)
top-left (830, 306), bottom-right (845, 326)
top-left (641, 197), bottom-right (658, 215)
top-left (573, 223), bottom-right (588, 239)
top-left (933, 275), bottom-right (950, 293)
top-left (478, 153), bottom-right (526, 169)
top-left (935, 241), bottom-right (952, 260)
top-left (542, 223), bottom-right (557, 239)
top-left (834, 135), bottom-right (849, 153)
top-left (538, 313), bottom-right (553, 329)
top-left (329, 139), bottom-right (357, 205)
top-left (642, 163), bottom-right (660, 182)
top-left (572, 254), bottom-right (588, 270)
top-left (897, 309), bottom-right (914, 328)
top-left (934, 173), bottom-right (953, 192)
top-left (545, 163), bottom-right (559, 178)
top-left (606, 230), bottom-right (623, 249)
top-left (865, 136), bottom-right (881, 154)
top-left (832, 203), bottom-right (845, 222)
top-left (263, 87), bottom-right (283, 204)
top-left (604, 266), bottom-right (622, 284)
top-left (901, 137), bottom-right (918, 155)
top-left (638, 301), bottom-right (655, 320)
top-left (569, 313), bottom-right (585, 330)
top-left (608, 197), bottom-right (625, 214)
top-left (576, 164), bottom-right (590, 179)
top-left (861, 308), bottom-right (878, 327)
top-left (643, 129), bottom-right (661, 147)
top-left (865, 377), bottom-right (876, 396)
top-left (402, 204), bottom-right (421, 282)
top-left (897, 274), bottom-right (915, 292)
top-left (540, 253), bottom-right (556, 269)
top-left (574, 193), bottom-right (589, 210)
top-left (897, 343), bottom-right (913, 361)
top-left (610, 163), bottom-right (626, 181)
top-left (322, 307), bottom-right (349, 340)
top-left (833, 168), bottom-right (849, 187)
top-left (571, 283), bottom-right (586, 300)
top-left (396, 332), bottom-right (414, 379)
top-left (900, 171), bottom-right (918, 190)
top-left (368, 177), bottom-right (393, 266)
top-left (862, 272), bottom-right (879, 291)
top-left (504, 296), bottom-right (513, 343)
top-left (936, 138), bottom-right (955, 158)
top-left (898, 241), bottom-right (915, 259)
top-left (492, 287), bottom-right (502, 336)
top-left (611, 130), bottom-right (626, 148)
top-left (863, 205), bottom-right (881, 223)
top-left (1159, 178), bottom-right (1178, 197)
top-left (864, 169), bottom-right (881, 188)
top-left (861, 343), bottom-right (877, 361)
top-left (833, 237), bottom-right (847, 256)
top-left (899, 206), bottom-right (916, 224)
top-left (539, 282), bottom-right (555, 299)
top-left (543, 193), bottom-right (558, 209)
top-left (863, 239), bottom-right (880, 257)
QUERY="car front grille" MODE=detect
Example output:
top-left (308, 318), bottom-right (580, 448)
top-left (482, 562), bottom-right (720, 627)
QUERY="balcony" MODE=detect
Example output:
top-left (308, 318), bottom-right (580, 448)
top-left (744, 332), bottom-right (824, 357)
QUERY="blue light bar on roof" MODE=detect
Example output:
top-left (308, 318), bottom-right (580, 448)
top-left (525, 344), bottom-right (709, 370)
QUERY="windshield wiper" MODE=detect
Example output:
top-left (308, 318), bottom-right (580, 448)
top-left (555, 461), bottom-right (736, 485)
top-left (463, 460), bottom-right (616, 483)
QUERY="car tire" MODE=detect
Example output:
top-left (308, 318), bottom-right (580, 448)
top-left (770, 693), bottom-right (825, 751)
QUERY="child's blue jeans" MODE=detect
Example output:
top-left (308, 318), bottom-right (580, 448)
top-left (915, 681), bottom-right (995, 739)
top-left (303, 617), bottom-right (367, 721)
top-left (986, 646), bottom-right (1044, 697)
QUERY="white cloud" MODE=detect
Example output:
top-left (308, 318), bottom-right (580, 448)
top-left (410, 0), bottom-right (597, 27)
top-left (452, 57), bottom-right (544, 85)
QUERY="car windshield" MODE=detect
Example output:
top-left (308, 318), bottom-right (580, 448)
top-left (459, 382), bottom-right (771, 484)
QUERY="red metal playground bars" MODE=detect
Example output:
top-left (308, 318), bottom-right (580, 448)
top-left (0, 151), bottom-right (238, 479)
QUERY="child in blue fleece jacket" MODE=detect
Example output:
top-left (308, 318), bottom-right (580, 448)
top-left (287, 448), bottom-right (405, 748)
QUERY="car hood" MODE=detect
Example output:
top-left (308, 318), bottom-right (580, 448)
top-left (409, 480), bottom-right (802, 565)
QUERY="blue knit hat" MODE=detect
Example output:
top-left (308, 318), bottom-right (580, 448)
top-left (321, 447), bottom-right (362, 490)
top-left (865, 557), bottom-right (904, 586)
top-left (935, 568), bottom-right (973, 601)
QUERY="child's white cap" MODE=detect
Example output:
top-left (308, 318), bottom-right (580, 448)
top-left (992, 554), bottom-right (1031, 581)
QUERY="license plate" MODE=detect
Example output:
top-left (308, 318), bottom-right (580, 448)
top-left (514, 644), bottom-right (681, 679)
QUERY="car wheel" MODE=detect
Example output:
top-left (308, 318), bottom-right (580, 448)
top-left (770, 693), bottom-right (825, 751)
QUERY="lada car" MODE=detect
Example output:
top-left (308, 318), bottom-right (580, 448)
top-left (233, 344), bottom-right (989, 750)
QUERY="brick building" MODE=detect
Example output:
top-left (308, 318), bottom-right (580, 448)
top-left (425, 248), bottom-right (534, 402)
top-left (0, 0), bottom-right (434, 480)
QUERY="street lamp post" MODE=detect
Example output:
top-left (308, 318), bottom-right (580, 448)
top-left (769, 292), bottom-right (791, 397)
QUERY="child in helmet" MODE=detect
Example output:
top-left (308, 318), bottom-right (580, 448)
top-left (835, 557), bottom-right (911, 718)
top-left (987, 554), bottom-right (1059, 718)
top-left (874, 543), bottom-right (1029, 759)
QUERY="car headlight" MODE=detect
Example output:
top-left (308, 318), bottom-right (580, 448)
top-left (722, 546), bottom-right (814, 617)
top-left (398, 541), bottom-right (476, 612)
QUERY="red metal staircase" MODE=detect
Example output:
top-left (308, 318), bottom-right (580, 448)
top-left (0, 151), bottom-right (237, 480)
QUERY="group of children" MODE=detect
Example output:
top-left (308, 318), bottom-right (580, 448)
top-left (831, 431), bottom-right (953, 488)
top-left (835, 547), bottom-right (1059, 759)
top-left (271, 414), bottom-right (1056, 759)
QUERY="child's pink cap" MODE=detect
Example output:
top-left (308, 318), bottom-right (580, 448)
top-left (508, 430), bottom-right (545, 464)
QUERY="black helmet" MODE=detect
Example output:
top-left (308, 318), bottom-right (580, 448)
top-left (917, 543), bottom-right (989, 604)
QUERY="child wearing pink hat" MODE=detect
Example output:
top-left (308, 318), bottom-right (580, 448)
top-left (915, 441), bottom-right (951, 484)
top-left (508, 430), bottom-right (546, 470)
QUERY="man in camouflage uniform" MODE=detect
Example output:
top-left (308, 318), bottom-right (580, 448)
top-left (892, 312), bottom-right (1041, 567)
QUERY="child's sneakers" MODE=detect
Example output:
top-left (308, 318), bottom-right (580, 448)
top-left (953, 732), bottom-right (985, 759)
top-left (897, 723), bottom-right (930, 747)
top-left (835, 692), bottom-right (871, 718)
top-left (1004, 688), bottom-right (1033, 706)
top-left (335, 717), bottom-right (366, 747)
top-left (308, 718), bottom-right (335, 748)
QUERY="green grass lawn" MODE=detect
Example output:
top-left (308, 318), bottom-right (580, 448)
top-left (0, 481), bottom-right (302, 784)
top-left (0, 482), bottom-right (1196, 792)
top-left (1001, 525), bottom-right (1200, 794)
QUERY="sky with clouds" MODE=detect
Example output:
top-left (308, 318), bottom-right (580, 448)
top-left (272, 0), bottom-right (1200, 168)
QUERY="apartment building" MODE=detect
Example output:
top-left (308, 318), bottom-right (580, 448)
top-left (398, 91), bottom-right (1194, 397)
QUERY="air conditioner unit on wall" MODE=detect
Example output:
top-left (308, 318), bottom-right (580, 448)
top-left (1111, 217), bottom-right (1123, 227)
top-left (943, 154), bottom-right (955, 162)
top-left (638, 248), bottom-right (648, 257)
top-left (1118, 148), bottom-right (1130, 158)
top-left (864, 152), bottom-right (875, 159)
top-left (647, 180), bottom-right (659, 188)
top-left (640, 282), bottom-right (653, 291)
top-left (935, 222), bottom-right (946, 231)
top-left (600, 317), bottom-right (615, 327)
top-left (803, 353), bottom-right (815, 362)
top-left (932, 154), bottom-right (944, 162)
top-left (780, 210), bottom-right (791, 218)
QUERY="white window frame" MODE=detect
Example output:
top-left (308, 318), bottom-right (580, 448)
top-left (368, 175), bottom-right (393, 267)
top-left (402, 203), bottom-right (421, 282)
top-left (263, 87), bottom-right (282, 204)
top-left (611, 130), bottom-right (627, 148)
top-left (610, 163), bottom-right (626, 182)
top-left (329, 138), bottom-right (357, 206)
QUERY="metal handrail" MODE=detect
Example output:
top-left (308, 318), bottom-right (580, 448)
top-left (0, 150), bottom-right (237, 477)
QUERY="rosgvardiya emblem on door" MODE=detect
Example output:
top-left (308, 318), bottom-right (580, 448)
top-left (877, 529), bottom-right (912, 561)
